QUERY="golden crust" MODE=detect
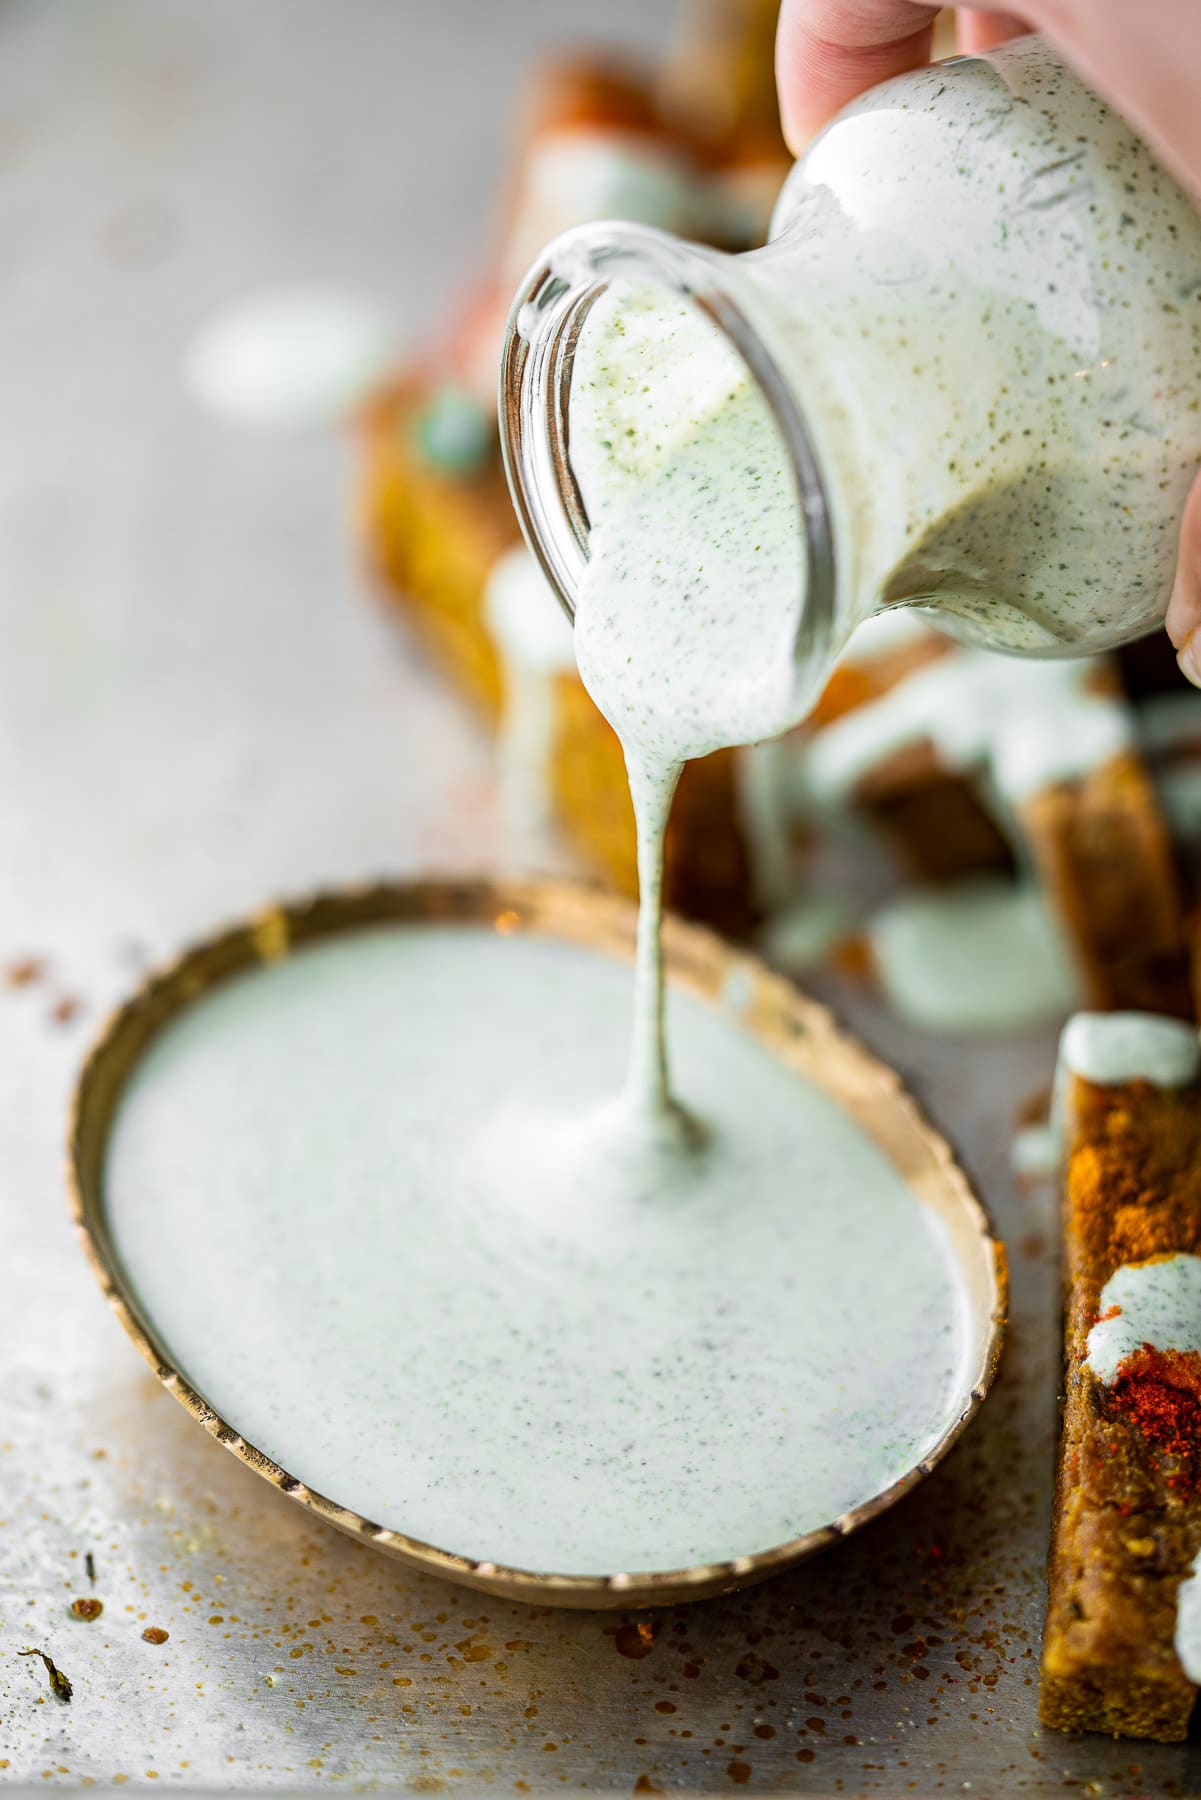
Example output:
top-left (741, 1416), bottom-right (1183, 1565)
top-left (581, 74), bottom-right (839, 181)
top-left (1018, 750), bottom-right (1191, 1017)
top-left (358, 375), bottom-right (516, 721)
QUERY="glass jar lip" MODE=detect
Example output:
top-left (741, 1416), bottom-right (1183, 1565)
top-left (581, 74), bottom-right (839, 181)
top-left (497, 219), bottom-right (837, 679)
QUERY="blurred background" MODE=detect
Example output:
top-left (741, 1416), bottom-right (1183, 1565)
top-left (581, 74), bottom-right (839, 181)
top-left (0, 0), bottom-right (788, 979)
top-left (0, 0), bottom-right (704, 971)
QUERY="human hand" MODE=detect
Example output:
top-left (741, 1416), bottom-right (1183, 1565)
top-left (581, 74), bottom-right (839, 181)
top-left (775, 0), bottom-right (1201, 684)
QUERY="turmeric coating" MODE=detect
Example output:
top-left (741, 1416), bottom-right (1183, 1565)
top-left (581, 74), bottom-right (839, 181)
top-left (1065, 1087), bottom-right (1201, 1280)
top-left (1019, 753), bottom-right (1193, 1018)
top-left (1041, 1066), bottom-right (1201, 1741)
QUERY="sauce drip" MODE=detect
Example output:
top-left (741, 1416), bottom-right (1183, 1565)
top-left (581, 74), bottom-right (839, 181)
top-left (570, 284), bottom-right (810, 1128)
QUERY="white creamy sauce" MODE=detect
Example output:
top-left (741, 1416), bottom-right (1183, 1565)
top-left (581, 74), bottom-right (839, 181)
top-left (802, 651), bottom-right (1132, 812)
top-left (1085, 1255), bottom-right (1201, 1386)
top-left (757, 41), bottom-right (1201, 658)
top-left (570, 286), bottom-right (809, 775)
top-left (1059, 1011), bottom-right (1201, 1089)
top-left (735, 612), bottom-right (946, 904)
top-left (544, 46), bottom-right (1201, 1071)
top-left (484, 547), bottom-right (575, 843)
top-left (104, 926), bottom-right (971, 1575)
top-left (760, 893), bottom-right (855, 973)
top-left (569, 284), bottom-right (811, 1118)
top-left (1175, 1553), bottom-right (1201, 1684)
top-left (735, 739), bottom-right (799, 913)
top-left (559, 251), bottom-right (1144, 1076)
top-left (867, 879), bottom-right (1078, 1035)
top-left (1009, 1121), bottom-right (1060, 1180)
top-left (988, 690), bottom-right (1131, 807)
top-left (521, 33), bottom-right (1201, 1093)
top-left (184, 289), bottom-right (396, 430)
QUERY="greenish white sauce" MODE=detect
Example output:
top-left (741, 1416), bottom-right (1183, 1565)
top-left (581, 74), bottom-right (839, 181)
top-left (105, 928), bottom-right (970, 1574)
top-left (761, 39), bottom-right (1201, 656)
top-left (565, 36), bottom-right (1201, 1083)
top-left (484, 545), bottom-right (575, 847)
top-left (1086, 1254), bottom-right (1201, 1386)
top-left (570, 289), bottom-right (810, 1115)
top-left (867, 879), bottom-right (1078, 1035)
top-left (1060, 1010), bottom-right (1201, 1088)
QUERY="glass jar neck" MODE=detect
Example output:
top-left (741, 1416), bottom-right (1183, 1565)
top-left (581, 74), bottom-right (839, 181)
top-left (497, 220), bottom-right (839, 694)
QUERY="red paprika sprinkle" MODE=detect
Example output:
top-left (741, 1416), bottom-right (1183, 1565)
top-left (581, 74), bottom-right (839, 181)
top-left (1109, 1345), bottom-right (1201, 1492)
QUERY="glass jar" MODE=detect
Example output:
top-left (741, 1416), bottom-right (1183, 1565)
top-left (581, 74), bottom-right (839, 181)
top-left (500, 35), bottom-right (1201, 704)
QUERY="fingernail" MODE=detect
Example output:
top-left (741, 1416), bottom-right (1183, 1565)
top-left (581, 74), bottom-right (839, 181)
top-left (1178, 629), bottom-right (1201, 689)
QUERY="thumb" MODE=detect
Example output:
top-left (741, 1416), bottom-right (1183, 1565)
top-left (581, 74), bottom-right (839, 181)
top-left (775, 0), bottom-right (939, 153)
top-left (1166, 469), bottom-right (1201, 687)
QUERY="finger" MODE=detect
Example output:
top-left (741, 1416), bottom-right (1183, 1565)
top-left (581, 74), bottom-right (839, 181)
top-left (1166, 471), bottom-right (1201, 687)
top-left (775, 0), bottom-right (940, 152)
top-left (956, 10), bottom-right (1029, 54)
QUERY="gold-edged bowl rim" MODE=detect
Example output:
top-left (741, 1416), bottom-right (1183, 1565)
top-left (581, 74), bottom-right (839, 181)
top-left (68, 876), bottom-right (1007, 1610)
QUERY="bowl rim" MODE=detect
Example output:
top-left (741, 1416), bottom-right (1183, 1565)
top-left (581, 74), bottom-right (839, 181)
top-left (67, 875), bottom-right (1008, 1610)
